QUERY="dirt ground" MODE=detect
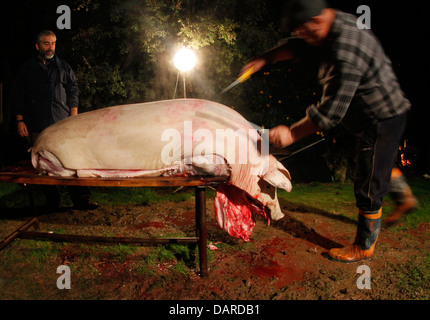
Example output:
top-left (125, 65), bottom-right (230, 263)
top-left (0, 187), bottom-right (429, 302)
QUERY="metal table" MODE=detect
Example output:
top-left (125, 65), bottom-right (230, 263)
top-left (0, 161), bottom-right (228, 277)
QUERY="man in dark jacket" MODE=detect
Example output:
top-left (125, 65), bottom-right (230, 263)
top-left (14, 30), bottom-right (79, 137)
top-left (12, 30), bottom-right (97, 210)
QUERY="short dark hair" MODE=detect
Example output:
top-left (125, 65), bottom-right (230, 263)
top-left (36, 30), bottom-right (56, 44)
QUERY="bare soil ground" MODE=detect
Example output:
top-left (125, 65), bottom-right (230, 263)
top-left (0, 188), bottom-right (429, 302)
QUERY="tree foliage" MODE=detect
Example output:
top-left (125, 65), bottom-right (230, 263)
top-left (65, 0), bottom-right (289, 115)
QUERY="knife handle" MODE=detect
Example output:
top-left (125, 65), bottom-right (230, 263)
top-left (237, 66), bottom-right (255, 83)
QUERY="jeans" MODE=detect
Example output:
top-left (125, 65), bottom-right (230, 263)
top-left (354, 113), bottom-right (407, 212)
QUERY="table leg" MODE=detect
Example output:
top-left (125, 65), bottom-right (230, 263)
top-left (195, 186), bottom-right (208, 277)
top-left (0, 217), bottom-right (38, 250)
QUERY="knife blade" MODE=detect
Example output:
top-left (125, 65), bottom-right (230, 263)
top-left (219, 66), bottom-right (254, 95)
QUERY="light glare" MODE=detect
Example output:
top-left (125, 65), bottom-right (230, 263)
top-left (174, 47), bottom-right (196, 72)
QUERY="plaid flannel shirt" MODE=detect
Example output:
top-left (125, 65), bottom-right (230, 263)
top-left (291, 10), bottom-right (411, 133)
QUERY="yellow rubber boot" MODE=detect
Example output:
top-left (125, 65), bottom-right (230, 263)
top-left (329, 209), bottom-right (381, 263)
top-left (384, 168), bottom-right (418, 226)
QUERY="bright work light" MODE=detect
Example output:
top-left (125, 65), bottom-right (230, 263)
top-left (173, 47), bottom-right (196, 72)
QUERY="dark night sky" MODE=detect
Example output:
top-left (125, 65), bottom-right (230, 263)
top-left (1, 0), bottom-right (429, 167)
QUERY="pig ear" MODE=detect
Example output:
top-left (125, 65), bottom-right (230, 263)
top-left (275, 160), bottom-right (291, 180)
top-left (261, 160), bottom-right (292, 192)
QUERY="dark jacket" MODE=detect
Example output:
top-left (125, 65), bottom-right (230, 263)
top-left (12, 55), bottom-right (79, 132)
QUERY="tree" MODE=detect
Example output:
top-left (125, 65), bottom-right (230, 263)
top-left (66, 0), bottom-right (288, 116)
top-left (67, 0), bottom-right (345, 181)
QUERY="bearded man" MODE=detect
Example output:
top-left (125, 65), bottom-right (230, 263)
top-left (12, 30), bottom-right (97, 210)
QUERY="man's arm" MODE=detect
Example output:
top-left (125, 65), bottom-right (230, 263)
top-left (307, 60), bottom-right (362, 130)
top-left (240, 40), bottom-right (297, 76)
top-left (12, 67), bottom-right (30, 137)
top-left (269, 60), bottom-right (362, 148)
top-left (269, 116), bottom-right (321, 148)
top-left (16, 117), bottom-right (28, 137)
top-left (64, 63), bottom-right (79, 116)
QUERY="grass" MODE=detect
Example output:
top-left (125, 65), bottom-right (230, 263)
top-left (91, 187), bottom-right (194, 206)
top-left (0, 183), bottom-right (196, 209)
top-left (401, 176), bottom-right (430, 225)
top-left (387, 253), bottom-right (430, 299)
top-left (102, 244), bottom-right (138, 262)
top-left (280, 181), bottom-right (356, 215)
top-left (29, 241), bottom-right (57, 263)
top-left (0, 175), bottom-right (429, 299)
top-left (277, 175), bottom-right (430, 226)
top-left (0, 183), bottom-right (32, 207)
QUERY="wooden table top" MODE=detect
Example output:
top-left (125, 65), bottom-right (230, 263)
top-left (0, 162), bottom-right (228, 187)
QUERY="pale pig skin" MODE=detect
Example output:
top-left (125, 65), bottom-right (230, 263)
top-left (31, 99), bottom-right (292, 240)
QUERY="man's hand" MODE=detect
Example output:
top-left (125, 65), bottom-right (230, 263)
top-left (269, 117), bottom-right (321, 149)
top-left (17, 121), bottom-right (29, 137)
top-left (240, 57), bottom-right (267, 77)
top-left (269, 125), bottom-right (294, 148)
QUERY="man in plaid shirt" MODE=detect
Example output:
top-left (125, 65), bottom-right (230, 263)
top-left (242, 0), bottom-right (412, 263)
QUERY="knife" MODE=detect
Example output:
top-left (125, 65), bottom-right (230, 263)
top-left (219, 66), bottom-right (254, 95)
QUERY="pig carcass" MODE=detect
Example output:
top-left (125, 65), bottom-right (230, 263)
top-left (31, 99), bottom-right (292, 241)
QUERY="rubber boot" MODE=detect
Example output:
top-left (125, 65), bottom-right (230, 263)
top-left (384, 168), bottom-right (418, 226)
top-left (328, 209), bottom-right (381, 263)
